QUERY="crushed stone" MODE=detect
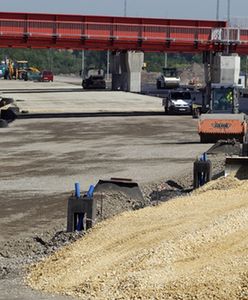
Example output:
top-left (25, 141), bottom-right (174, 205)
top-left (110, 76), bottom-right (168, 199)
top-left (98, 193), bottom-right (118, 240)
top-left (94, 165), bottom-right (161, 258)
top-left (27, 175), bottom-right (248, 300)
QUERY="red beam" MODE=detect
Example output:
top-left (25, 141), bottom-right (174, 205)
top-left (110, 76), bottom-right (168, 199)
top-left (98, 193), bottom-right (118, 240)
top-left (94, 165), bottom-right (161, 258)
top-left (0, 12), bottom-right (227, 27)
top-left (0, 11), bottom-right (241, 53)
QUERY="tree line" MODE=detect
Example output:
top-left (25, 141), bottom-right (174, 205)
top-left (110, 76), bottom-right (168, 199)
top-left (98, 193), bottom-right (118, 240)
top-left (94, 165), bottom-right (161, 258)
top-left (1, 48), bottom-right (246, 74)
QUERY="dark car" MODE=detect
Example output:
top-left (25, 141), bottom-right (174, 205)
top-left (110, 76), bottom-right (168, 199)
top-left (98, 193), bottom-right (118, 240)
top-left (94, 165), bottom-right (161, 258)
top-left (41, 70), bottom-right (53, 82)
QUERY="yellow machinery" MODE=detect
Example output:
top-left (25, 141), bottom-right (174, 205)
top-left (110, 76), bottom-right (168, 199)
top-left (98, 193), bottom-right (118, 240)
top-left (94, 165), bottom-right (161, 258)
top-left (16, 60), bottom-right (29, 79)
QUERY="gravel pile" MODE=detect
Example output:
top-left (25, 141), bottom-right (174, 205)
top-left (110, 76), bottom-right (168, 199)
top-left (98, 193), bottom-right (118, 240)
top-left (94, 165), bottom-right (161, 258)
top-left (27, 176), bottom-right (248, 300)
top-left (96, 190), bottom-right (149, 220)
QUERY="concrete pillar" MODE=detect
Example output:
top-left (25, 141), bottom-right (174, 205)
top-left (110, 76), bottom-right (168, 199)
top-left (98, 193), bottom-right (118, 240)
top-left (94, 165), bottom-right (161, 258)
top-left (211, 53), bottom-right (240, 85)
top-left (203, 52), bottom-right (241, 107)
top-left (203, 51), bottom-right (213, 107)
top-left (111, 52), bottom-right (122, 91)
top-left (126, 51), bottom-right (144, 93)
top-left (110, 51), bottom-right (144, 92)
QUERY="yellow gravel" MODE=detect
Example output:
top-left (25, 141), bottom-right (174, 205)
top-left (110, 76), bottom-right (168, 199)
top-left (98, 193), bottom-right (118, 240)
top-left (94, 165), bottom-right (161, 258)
top-left (27, 176), bottom-right (248, 299)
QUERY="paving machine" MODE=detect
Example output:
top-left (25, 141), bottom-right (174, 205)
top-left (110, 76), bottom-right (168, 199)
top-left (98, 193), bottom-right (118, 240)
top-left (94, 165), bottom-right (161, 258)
top-left (82, 68), bottom-right (106, 89)
top-left (156, 68), bottom-right (180, 89)
top-left (198, 84), bottom-right (247, 143)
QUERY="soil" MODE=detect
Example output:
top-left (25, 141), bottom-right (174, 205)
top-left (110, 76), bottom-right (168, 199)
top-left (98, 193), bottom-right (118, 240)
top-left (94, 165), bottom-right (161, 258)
top-left (0, 152), bottom-right (227, 300)
top-left (27, 175), bottom-right (248, 300)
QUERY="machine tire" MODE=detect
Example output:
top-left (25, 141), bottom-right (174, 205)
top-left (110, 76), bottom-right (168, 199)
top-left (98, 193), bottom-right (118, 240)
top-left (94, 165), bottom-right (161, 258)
top-left (157, 80), bottom-right (161, 89)
top-left (200, 134), bottom-right (209, 143)
top-left (242, 133), bottom-right (248, 156)
top-left (192, 108), bottom-right (200, 119)
top-left (164, 107), bottom-right (169, 114)
top-left (0, 119), bottom-right (8, 128)
top-left (242, 142), bottom-right (248, 156)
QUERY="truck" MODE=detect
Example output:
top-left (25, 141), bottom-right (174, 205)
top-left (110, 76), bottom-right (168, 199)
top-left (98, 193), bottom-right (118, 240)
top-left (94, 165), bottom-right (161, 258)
top-left (162, 90), bottom-right (193, 114)
top-left (156, 68), bottom-right (180, 89)
top-left (198, 83), bottom-right (247, 143)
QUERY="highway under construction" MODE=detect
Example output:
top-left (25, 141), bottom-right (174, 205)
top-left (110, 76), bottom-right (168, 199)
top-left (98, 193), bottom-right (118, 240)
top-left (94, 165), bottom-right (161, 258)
top-left (0, 76), bottom-right (247, 300)
top-left (0, 10), bottom-right (248, 300)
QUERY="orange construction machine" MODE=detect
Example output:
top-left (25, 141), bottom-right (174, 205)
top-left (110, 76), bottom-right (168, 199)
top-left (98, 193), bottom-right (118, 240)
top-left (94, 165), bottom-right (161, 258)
top-left (198, 84), bottom-right (247, 143)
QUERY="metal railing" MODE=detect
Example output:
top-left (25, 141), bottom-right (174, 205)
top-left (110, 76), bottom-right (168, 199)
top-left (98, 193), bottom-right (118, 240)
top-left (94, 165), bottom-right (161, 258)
top-left (211, 27), bottom-right (248, 43)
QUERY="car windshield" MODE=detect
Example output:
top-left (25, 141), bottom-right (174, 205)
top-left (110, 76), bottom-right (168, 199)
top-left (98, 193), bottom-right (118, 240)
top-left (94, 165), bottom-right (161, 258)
top-left (212, 88), bottom-right (233, 112)
top-left (171, 92), bottom-right (191, 100)
top-left (43, 71), bottom-right (52, 75)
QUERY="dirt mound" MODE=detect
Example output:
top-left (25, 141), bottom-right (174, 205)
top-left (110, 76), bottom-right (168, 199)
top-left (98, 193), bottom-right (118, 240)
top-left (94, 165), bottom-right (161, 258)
top-left (27, 176), bottom-right (248, 299)
top-left (180, 62), bottom-right (204, 85)
top-left (192, 175), bottom-right (243, 194)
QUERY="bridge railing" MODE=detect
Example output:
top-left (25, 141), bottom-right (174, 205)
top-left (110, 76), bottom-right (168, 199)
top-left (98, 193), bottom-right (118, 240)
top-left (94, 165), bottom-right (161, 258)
top-left (211, 27), bottom-right (248, 43)
top-left (0, 18), bottom-right (213, 43)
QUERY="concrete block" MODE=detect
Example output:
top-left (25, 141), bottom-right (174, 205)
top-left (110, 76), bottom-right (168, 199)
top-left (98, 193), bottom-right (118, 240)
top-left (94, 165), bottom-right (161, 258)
top-left (67, 195), bottom-right (97, 232)
top-left (111, 51), bottom-right (144, 92)
top-left (211, 54), bottom-right (240, 85)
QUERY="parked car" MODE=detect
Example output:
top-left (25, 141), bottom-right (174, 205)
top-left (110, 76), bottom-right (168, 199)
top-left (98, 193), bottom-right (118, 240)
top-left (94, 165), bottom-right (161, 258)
top-left (41, 70), bottom-right (53, 82)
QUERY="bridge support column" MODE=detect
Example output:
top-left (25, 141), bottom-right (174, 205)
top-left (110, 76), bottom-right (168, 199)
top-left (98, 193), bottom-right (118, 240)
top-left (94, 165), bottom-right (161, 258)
top-left (203, 51), bottom-right (213, 107)
top-left (211, 53), bottom-right (240, 84)
top-left (111, 51), bottom-right (144, 92)
top-left (203, 52), bottom-right (241, 107)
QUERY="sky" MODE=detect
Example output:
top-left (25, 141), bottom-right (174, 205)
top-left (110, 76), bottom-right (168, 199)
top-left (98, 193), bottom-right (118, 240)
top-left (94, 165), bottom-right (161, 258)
top-left (1, 0), bottom-right (248, 21)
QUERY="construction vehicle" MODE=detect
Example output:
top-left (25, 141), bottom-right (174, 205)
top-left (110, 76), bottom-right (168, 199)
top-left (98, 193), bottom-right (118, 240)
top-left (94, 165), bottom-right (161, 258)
top-left (16, 60), bottom-right (29, 79)
top-left (156, 68), bottom-right (180, 89)
top-left (2, 59), bottom-right (28, 80)
top-left (162, 90), bottom-right (193, 114)
top-left (82, 68), bottom-right (106, 89)
top-left (198, 83), bottom-right (247, 143)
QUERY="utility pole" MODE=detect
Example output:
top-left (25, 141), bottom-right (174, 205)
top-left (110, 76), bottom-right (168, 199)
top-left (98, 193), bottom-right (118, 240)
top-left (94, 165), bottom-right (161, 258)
top-left (227, 0), bottom-right (231, 24)
top-left (216, 0), bottom-right (220, 20)
top-left (164, 53), bottom-right (168, 68)
top-left (81, 50), bottom-right (85, 78)
top-left (106, 50), bottom-right (110, 81)
top-left (124, 0), bottom-right (127, 17)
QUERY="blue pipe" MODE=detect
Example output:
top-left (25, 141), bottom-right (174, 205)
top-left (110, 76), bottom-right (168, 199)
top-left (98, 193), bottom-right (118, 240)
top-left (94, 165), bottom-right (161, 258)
top-left (75, 182), bottom-right (80, 198)
top-left (87, 185), bottom-right (95, 198)
top-left (200, 152), bottom-right (207, 162)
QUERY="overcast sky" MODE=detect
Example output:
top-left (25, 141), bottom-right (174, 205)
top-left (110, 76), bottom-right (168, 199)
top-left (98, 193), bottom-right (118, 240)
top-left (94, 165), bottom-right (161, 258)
top-left (1, 0), bottom-right (248, 21)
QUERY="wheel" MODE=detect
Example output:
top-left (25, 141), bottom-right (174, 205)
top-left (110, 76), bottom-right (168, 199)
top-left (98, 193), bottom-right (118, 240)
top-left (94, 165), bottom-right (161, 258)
top-left (192, 108), bottom-right (200, 119)
top-left (0, 119), bottom-right (8, 128)
top-left (243, 133), bottom-right (248, 143)
top-left (157, 80), bottom-right (161, 89)
top-left (200, 134), bottom-right (208, 143)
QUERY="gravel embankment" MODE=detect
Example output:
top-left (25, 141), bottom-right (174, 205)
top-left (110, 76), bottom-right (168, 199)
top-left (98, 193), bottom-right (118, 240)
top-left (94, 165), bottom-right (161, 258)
top-left (27, 175), bottom-right (248, 300)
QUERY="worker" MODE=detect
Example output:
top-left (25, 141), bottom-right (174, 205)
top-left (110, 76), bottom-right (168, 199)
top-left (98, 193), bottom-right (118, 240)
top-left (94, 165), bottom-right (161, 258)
top-left (226, 90), bottom-right (233, 103)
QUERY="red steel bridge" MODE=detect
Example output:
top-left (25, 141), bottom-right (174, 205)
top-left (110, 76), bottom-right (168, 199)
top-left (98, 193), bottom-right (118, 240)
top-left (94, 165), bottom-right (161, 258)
top-left (1, 12), bottom-right (248, 54)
